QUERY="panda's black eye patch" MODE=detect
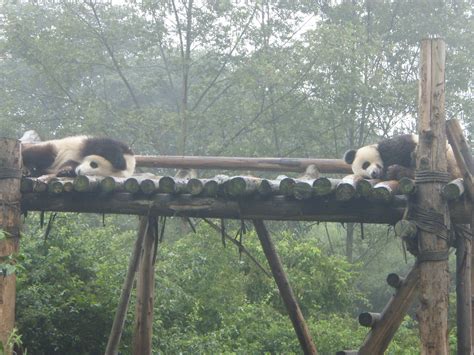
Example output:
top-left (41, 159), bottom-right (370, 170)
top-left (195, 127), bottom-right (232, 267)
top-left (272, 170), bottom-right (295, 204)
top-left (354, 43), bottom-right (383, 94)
top-left (362, 161), bottom-right (370, 170)
top-left (90, 161), bottom-right (99, 169)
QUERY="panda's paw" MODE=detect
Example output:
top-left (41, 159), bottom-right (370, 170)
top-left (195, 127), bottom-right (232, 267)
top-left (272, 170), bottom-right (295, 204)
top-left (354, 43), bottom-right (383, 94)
top-left (385, 165), bottom-right (415, 180)
top-left (56, 167), bottom-right (77, 178)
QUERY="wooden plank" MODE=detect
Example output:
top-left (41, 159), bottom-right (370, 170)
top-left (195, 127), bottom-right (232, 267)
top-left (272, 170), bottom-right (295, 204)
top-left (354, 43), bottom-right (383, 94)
top-left (21, 193), bottom-right (412, 224)
top-left (253, 220), bottom-right (318, 355)
top-left (0, 139), bottom-right (21, 355)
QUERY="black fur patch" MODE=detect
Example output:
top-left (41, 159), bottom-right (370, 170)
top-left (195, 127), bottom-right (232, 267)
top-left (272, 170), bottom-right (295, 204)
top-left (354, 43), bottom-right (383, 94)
top-left (81, 138), bottom-right (134, 171)
top-left (56, 160), bottom-right (80, 177)
top-left (385, 164), bottom-right (415, 180)
top-left (22, 144), bottom-right (57, 177)
top-left (377, 134), bottom-right (417, 177)
top-left (343, 150), bottom-right (356, 164)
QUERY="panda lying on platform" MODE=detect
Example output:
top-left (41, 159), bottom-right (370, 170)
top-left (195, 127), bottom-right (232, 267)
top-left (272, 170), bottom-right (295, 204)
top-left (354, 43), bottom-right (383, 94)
top-left (343, 134), bottom-right (460, 180)
top-left (22, 135), bottom-right (136, 178)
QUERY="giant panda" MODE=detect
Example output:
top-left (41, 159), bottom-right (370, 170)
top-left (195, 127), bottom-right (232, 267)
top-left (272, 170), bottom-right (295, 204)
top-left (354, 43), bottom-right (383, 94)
top-left (343, 134), bottom-right (460, 180)
top-left (22, 136), bottom-right (136, 178)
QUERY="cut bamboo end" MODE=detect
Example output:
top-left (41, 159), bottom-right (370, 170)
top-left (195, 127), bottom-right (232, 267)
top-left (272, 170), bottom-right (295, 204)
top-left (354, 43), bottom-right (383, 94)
top-left (387, 273), bottom-right (405, 289)
top-left (100, 177), bottom-right (117, 193)
top-left (279, 177), bottom-right (296, 197)
top-left (187, 178), bottom-right (204, 195)
top-left (124, 177), bottom-right (140, 194)
top-left (372, 181), bottom-right (399, 202)
top-left (313, 177), bottom-right (339, 196)
top-left (399, 178), bottom-right (416, 195)
top-left (203, 180), bottom-right (219, 197)
top-left (356, 178), bottom-right (380, 198)
top-left (359, 312), bottom-right (381, 327)
top-left (442, 178), bottom-right (464, 201)
top-left (48, 179), bottom-right (64, 194)
top-left (140, 179), bottom-right (159, 195)
top-left (158, 176), bottom-right (176, 193)
top-left (226, 176), bottom-right (261, 197)
top-left (258, 179), bottom-right (280, 197)
top-left (293, 181), bottom-right (314, 200)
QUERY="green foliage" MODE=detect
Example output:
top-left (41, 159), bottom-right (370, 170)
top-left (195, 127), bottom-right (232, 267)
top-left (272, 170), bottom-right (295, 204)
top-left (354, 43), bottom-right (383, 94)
top-left (16, 214), bottom-right (135, 354)
top-left (1, 0), bottom-right (472, 352)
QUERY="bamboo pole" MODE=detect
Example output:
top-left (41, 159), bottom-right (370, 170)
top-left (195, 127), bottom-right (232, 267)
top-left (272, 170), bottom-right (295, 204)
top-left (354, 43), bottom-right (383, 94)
top-left (134, 155), bottom-right (351, 174)
top-left (415, 38), bottom-right (449, 354)
top-left (0, 139), bottom-right (21, 355)
top-left (442, 178), bottom-right (465, 200)
top-left (105, 218), bottom-right (149, 355)
top-left (253, 220), bottom-right (318, 354)
top-left (132, 217), bottom-right (157, 355)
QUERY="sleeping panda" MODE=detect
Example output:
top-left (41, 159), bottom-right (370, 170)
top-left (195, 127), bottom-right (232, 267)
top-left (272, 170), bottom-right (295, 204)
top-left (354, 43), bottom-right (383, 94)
top-left (343, 134), bottom-right (460, 180)
top-left (22, 136), bottom-right (136, 178)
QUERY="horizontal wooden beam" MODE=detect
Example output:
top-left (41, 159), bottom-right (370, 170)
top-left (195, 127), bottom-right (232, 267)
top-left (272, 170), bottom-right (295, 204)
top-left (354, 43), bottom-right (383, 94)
top-left (20, 193), bottom-right (412, 224)
top-left (135, 155), bottom-right (352, 174)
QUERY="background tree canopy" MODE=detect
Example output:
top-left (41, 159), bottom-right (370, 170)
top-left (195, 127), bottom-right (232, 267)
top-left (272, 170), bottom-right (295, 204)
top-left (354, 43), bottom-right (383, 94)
top-left (0, 0), bottom-right (472, 353)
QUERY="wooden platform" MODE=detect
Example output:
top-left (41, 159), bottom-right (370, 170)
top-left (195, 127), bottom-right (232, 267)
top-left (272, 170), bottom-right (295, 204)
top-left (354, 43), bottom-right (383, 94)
top-left (19, 175), bottom-right (470, 224)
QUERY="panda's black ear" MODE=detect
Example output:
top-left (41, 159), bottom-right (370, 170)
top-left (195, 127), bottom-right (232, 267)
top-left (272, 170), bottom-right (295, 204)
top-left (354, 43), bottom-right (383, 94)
top-left (343, 150), bottom-right (356, 164)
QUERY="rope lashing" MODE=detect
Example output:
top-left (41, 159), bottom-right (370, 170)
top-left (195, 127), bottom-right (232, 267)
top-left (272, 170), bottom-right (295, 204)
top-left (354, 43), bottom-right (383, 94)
top-left (407, 205), bottom-right (450, 262)
top-left (0, 168), bottom-right (22, 180)
top-left (415, 170), bottom-right (450, 184)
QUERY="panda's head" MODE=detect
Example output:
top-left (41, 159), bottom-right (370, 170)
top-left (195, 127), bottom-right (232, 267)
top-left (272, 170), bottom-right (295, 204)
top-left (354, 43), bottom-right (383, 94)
top-left (75, 154), bottom-right (135, 177)
top-left (343, 144), bottom-right (383, 179)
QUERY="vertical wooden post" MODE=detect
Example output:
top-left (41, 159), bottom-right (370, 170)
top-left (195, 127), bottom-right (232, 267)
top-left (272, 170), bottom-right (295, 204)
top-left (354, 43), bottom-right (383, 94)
top-left (253, 219), bottom-right (318, 355)
top-left (132, 216), bottom-right (157, 355)
top-left (455, 225), bottom-right (472, 354)
top-left (446, 118), bottom-right (474, 353)
top-left (105, 217), bottom-right (149, 355)
top-left (0, 139), bottom-right (22, 354)
top-left (416, 38), bottom-right (449, 354)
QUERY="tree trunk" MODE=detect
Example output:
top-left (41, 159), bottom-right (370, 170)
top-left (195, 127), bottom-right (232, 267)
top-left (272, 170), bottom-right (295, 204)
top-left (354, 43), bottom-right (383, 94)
top-left (0, 139), bottom-right (22, 354)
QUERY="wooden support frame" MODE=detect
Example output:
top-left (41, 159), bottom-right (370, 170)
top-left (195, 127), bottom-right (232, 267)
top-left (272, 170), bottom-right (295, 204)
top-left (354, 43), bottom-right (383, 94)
top-left (447, 118), bottom-right (474, 353)
top-left (357, 267), bottom-right (419, 354)
top-left (0, 139), bottom-right (21, 354)
top-left (415, 38), bottom-right (449, 354)
top-left (105, 217), bottom-right (150, 355)
top-left (132, 216), bottom-right (157, 355)
top-left (253, 219), bottom-right (318, 355)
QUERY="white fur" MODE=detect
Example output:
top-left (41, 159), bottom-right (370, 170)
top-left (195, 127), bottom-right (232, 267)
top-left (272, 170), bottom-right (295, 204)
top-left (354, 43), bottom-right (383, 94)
top-left (30, 136), bottom-right (87, 174)
top-left (352, 144), bottom-right (383, 179)
top-left (76, 154), bottom-right (135, 177)
top-left (20, 130), bottom-right (42, 143)
top-left (27, 136), bottom-right (135, 177)
top-left (352, 134), bottom-right (460, 179)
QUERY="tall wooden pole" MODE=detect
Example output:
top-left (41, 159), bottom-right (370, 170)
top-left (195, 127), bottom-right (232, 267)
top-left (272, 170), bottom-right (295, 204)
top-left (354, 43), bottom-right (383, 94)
top-left (416, 38), bottom-right (449, 354)
top-left (253, 220), bottom-right (318, 355)
top-left (0, 139), bottom-right (22, 354)
top-left (446, 118), bottom-right (474, 353)
top-left (132, 216), bottom-right (157, 355)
